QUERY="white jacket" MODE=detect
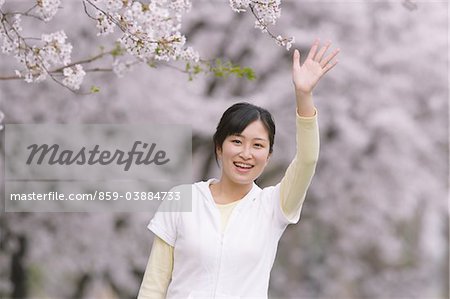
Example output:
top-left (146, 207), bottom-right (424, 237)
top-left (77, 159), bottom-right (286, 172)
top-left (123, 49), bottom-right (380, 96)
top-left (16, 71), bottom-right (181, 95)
top-left (147, 178), bottom-right (301, 299)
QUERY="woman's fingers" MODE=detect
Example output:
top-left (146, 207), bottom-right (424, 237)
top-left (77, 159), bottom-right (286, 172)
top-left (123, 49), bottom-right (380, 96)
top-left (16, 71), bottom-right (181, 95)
top-left (301, 38), bottom-right (339, 76)
top-left (320, 48), bottom-right (340, 69)
top-left (322, 59), bottom-right (339, 75)
top-left (306, 38), bottom-right (320, 61)
top-left (292, 49), bottom-right (301, 70)
top-left (314, 40), bottom-right (331, 62)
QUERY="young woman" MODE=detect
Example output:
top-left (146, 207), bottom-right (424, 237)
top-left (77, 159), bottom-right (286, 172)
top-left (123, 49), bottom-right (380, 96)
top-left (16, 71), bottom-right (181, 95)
top-left (138, 39), bottom-right (339, 298)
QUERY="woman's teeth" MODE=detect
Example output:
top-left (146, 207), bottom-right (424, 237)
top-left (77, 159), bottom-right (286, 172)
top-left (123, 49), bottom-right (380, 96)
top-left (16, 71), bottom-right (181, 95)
top-left (234, 162), bottom-right (253, 169)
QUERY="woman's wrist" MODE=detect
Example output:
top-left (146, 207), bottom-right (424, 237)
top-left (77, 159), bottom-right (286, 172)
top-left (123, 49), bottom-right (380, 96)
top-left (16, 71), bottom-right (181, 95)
top-left (295, 90), bottom-right (315, 117)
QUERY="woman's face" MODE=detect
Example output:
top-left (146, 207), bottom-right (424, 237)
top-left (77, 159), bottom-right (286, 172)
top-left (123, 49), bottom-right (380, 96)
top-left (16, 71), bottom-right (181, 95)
top-left (217, 119), bottom-right (271, 186)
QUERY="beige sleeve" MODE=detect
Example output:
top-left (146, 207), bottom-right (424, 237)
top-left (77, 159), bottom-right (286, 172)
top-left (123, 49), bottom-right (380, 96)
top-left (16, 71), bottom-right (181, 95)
top-left (280, 107), bottom-right (320, 221)
top-left (137, 236), bottom-right (174, 299)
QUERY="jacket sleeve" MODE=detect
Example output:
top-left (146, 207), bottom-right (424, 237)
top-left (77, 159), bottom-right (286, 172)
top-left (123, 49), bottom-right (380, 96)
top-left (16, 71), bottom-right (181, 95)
top-left (137, 236), bottom-right (174, 299)
top-left (279, 107), bottom-right (320, 224)
top-left (147, 186), bottom-right (184, 247)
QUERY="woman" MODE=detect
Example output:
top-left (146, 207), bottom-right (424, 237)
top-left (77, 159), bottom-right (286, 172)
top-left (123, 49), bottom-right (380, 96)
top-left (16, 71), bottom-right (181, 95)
top-left (138, 39), bottom-right (339, 298)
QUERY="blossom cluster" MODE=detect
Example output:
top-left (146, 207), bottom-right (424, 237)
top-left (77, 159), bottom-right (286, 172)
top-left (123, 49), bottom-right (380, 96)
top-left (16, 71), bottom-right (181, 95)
top-left (0, 0), bottom-right (291, 91)
top-left (37, 0), bottom-right (61, 21)
top-left (230, 0), bottom-right (293, 50)
top-left (276, 35), bottom-right (294, 51)
top-left (112, 59), bottom-right (134, 77)
top-left (0, 1), bottom-right (86, 89)
top-left (230, 0), bottom-right (281, 27)
top-left (62, 64), bottom-right (86, 90)
top-left (88, 0), bottom-right (200, 63)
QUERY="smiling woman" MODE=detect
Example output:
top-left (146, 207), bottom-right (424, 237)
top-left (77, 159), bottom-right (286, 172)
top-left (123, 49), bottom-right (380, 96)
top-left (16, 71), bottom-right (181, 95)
top-left (137, 39), bottom-right (340, 299)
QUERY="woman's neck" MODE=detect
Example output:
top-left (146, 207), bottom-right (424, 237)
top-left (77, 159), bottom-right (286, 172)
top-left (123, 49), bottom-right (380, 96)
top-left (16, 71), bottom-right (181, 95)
top-left (210, 177), bottom-right (253, 204)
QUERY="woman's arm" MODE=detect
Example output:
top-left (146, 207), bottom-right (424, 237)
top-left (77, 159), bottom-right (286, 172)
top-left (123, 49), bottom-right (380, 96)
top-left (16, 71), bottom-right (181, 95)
top-left (280, 108), bottom-right (319, 221)
top-left (137, 236), bottom-right (174, 299)
top-left (280, 39), bottom-right (339, 221)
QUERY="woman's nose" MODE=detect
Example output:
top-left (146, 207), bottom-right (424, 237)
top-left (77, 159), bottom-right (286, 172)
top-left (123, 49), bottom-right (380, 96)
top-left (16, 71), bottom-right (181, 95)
top-left (239, 146), bottom-right (252, 159)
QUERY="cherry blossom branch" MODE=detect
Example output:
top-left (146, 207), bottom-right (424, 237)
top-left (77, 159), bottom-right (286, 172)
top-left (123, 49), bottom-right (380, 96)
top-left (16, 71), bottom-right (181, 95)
top-left (0, 49), bottom-right (113, 80)
top-left (1, 0), bottom-right (280, 92)
top-left (4, 10), bottom-right (45, 22)
top-left (248, 2), bottom-right (294, 50)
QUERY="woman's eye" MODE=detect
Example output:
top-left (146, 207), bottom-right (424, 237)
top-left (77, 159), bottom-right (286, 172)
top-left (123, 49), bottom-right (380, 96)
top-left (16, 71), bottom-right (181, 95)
top-left (232, 139), bottom-right (241, 144)
top-left (254, 143), bottom-right (264, 148)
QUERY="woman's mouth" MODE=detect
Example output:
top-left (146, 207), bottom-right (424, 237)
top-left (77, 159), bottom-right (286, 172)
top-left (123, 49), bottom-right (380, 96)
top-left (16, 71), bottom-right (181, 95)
top-left (233, 162), bottom-right (254, 173)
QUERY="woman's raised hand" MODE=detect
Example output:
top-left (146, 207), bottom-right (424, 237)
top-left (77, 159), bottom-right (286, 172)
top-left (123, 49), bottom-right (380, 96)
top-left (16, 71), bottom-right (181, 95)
top-left (292, 39), bottom-right (340, 95)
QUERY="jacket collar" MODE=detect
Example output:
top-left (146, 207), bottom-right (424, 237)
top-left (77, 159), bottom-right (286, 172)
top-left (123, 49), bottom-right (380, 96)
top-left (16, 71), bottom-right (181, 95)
top-left (195, 178), bottom-right (261, 209)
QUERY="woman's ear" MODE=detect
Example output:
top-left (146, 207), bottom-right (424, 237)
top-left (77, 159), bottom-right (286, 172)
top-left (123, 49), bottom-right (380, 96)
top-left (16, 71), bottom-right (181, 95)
top-left (216, 146), bottom-right (222, 159)
top-left (265, 152), bottom-right (271, 166)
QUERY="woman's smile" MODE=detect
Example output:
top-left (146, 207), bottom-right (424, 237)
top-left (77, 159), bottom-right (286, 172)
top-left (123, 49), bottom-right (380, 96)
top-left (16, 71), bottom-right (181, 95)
top-left (233, 161), bottom-right (254, 173)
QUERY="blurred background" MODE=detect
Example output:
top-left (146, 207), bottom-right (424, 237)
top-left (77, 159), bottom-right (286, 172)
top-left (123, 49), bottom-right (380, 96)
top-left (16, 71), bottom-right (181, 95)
top-left (0, 0), bottom-right (448, 298)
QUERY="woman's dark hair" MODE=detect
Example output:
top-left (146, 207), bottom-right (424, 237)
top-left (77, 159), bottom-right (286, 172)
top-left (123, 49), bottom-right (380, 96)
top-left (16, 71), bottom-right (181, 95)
top-left (213, 102), bottom-right (276, 164)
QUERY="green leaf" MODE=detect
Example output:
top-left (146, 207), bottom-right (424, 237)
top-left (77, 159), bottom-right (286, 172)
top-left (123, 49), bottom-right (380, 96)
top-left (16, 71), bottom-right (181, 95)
top-left (147, 60), bottom-right (157, 68)
top-left (111, 43), bottom-right (125, 57)
top-left (90, 86), bottom-right (100, 93)
top-left (181, 59), bottom-right (255, 81)
top-left (243, 68), bottom-right (256, 80)
top-left (193, 65), bottom-right (202, 74)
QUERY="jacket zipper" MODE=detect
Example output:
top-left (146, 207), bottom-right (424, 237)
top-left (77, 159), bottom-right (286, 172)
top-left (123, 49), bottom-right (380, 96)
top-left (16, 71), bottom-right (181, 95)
top-left (212, 232), bottom-right (224, 298)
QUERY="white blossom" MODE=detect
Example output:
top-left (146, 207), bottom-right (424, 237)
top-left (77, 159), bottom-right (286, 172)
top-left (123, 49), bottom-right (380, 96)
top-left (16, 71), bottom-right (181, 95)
top-left (93, 0), bottom-right (198, 64)
top-left (276, 35), bottom-right (294, 51)
top-left (229, 0), bottom-right (250, 12)
top-left (231, 0), bottom-right (282, 28)
top-left (0, 0), bottom-right (4, 8)
top-left (1, 36), bottom-right (17, 54)
top-left (119, 33), bottom-right (157, 60)
top-left (230, 0), bottom-right (292, 50)
top-left (12, 14), bottom-right (22, 32)
top-left (155, 33), bottom-right (186, 61)
top-left (40, 30), bottom-right (73, 66)
top-left (178, 46), bottom-right (199, 62)
top-left (285, 38), bottom-right (294, 51)
top-left (0, 15), bottom-right (22, 55)
top-left (254, 0), bottom-right (281, 26)
top-left (17, 49), bottom-right (49, 83)
top-left (37, 0), bottom-right (61, 22)
top-left (96, 11), bottom-right (116, 36)
top-left (62, 64), bottom-right (86, 90)
top-left (105, 0), bottom-right (123, 13)
top-left (169, 0), bottom-right (192, 13)
top-left (112, 59), bottom-right (134, 77)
